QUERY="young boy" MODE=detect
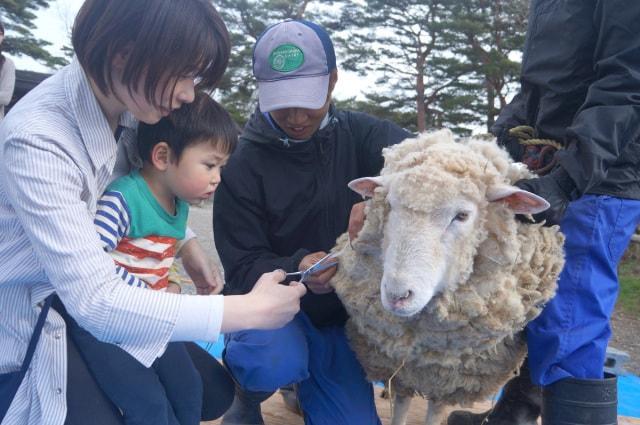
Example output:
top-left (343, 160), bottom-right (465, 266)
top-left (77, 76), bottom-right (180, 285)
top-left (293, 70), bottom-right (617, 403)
top-left (70, 92), bottom-right (238, 425)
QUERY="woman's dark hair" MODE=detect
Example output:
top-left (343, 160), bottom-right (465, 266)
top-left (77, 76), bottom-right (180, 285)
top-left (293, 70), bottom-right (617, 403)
top-left (137, 92), bottom-right (239, 163)
top-left (72, 0), bottom-right (230, 108)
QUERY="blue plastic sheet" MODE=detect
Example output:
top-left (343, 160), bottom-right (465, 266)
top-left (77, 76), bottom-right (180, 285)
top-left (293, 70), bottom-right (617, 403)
top-left (198, 337), bottom-right (225, 359)
top-left (619, 374), bottom-right (640, 418)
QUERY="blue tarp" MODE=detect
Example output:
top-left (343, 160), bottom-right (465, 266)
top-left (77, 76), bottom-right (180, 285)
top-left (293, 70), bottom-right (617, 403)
top-left (199, 338), bottom-right (640, 418)
top-left (198, 337), bottom-right (225, 358)
top-left (619, 374), bottom-right (640, 418)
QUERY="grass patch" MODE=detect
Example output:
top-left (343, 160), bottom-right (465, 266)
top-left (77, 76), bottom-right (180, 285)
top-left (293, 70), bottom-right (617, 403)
top-left (618, 265), bottom-right (640, 315)
top-left (618, 244), bottom-right (640, 317)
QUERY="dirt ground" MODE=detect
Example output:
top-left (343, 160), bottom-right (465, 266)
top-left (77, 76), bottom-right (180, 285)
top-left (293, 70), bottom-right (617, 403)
top-left (611, 310), bottom-right (640, 375)
top-left (202, 387), bottom-right (640, 425)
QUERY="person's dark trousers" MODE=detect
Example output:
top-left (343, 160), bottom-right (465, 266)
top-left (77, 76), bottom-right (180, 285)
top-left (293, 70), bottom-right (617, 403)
top-left (64, 319), bottom-right (124, 425)
top-left (184, 341), bottom-right (235, 421)
top-left (67, 325), bottom-right (201, 424)
top-left (53, 296), bottom-right (233, 424)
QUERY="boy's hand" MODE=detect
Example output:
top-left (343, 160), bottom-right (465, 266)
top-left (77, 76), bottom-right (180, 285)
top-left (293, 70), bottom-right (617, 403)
top-left (192, 265), bottom-right (224, 295)
top-left (166, 282), bottom-right (182, 294)
top-left (206, 267), bottom-right (225, 295)
top-left (180, 238), bottom-right (224, 294)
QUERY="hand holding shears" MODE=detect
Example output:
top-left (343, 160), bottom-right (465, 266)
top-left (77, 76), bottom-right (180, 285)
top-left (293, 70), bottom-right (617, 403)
top-left (287, 251), bottom-right (340, 294)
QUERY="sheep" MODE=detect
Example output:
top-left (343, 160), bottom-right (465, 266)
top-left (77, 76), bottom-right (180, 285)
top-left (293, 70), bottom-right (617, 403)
top-left (331, 129), bottom-right (565, 425)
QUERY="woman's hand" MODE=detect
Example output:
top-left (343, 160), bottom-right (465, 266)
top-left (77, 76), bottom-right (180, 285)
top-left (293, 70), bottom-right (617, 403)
top-left (221, 270), bottom-right (307, 332)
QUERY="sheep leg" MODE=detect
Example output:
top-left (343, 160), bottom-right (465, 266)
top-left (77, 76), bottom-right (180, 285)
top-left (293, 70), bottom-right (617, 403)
top-left (425, 399), bottom-right (450, 425)
top-left (389, 394), bottom-right (412, 425)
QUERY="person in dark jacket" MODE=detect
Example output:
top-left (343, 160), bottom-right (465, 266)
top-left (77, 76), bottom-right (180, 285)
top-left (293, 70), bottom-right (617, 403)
top-left (448, 2), bottom-right (640, 425)
top-left (214, 19), bottom-right (410, 425)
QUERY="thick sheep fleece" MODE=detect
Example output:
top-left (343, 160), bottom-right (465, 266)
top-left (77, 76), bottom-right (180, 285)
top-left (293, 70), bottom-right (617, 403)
top-left (332, 130), bottom-right (565, 405)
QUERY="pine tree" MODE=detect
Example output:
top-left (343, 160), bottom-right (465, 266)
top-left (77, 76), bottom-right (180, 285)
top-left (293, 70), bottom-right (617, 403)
top-left (1, 0), bottom-right (67, 68)
top-left (333, 0), bottom-right (528, 134)
top-left (446, 0), bottom-right (528, 131)
top-left (336, 0), bottom-right (471, 132)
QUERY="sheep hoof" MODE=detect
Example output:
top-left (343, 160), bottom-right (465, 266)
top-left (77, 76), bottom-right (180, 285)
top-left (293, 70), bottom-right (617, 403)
top-left (446, 410), bottom-right (489, 425)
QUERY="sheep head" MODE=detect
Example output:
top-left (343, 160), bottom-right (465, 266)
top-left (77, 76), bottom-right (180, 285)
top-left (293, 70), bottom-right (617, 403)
top-left (348, 130), bottom-right (550, 317)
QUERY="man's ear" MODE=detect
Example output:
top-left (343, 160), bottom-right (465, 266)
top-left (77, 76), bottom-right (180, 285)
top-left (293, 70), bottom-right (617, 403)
top-left (150, 142), bottom-right (171, 170)
top-left (327, 69), bottom-right (338, 99)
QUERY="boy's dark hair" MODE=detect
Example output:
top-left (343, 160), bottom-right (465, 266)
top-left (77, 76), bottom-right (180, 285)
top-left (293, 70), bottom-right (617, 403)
top-left (72, 0), bottom-right (230, 108)
top-left (137, 92), bottom-right (238, 162)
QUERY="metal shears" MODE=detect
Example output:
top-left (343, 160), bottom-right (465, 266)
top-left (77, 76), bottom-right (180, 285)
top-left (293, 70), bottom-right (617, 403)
top-left (286, 251), bottom-right (340, 283)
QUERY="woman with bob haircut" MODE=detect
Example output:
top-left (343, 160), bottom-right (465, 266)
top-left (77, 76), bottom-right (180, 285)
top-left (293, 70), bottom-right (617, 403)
top-left (0, 1), bottom-right (306, 425)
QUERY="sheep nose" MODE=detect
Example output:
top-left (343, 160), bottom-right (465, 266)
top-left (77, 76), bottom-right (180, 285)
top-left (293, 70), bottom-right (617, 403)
top-left (388, 290), bottom-right (413, 308)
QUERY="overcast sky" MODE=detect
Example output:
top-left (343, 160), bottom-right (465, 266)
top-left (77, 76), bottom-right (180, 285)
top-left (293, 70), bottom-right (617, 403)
top-left (7, 0), bottom-right (367, 100)
top-left (8, 0), bottom-right (82, 72)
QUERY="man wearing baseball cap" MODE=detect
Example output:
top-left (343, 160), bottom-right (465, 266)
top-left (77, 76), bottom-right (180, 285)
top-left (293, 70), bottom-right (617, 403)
top-left (214, 19), bottom-right (411, 424)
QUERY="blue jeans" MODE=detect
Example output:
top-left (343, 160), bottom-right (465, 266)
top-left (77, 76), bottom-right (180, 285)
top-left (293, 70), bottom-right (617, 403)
top-left (527, 194), bottom-right (640, 385)
top-left (224, 312), bottom-right (381, 425)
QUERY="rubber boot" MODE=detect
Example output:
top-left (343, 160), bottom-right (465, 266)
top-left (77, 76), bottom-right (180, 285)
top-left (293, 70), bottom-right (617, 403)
top-left (279, 384), bottom-right (303, 417)
top-left (542, 373), bottom-right (617, 425)
top-left (447, 361), bottom-right (541, 425)
top-left (220, 382), bottom-right (273, 425)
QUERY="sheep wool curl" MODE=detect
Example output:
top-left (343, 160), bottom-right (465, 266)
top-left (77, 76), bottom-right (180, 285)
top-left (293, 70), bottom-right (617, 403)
top-left (332, 129), bottom-right (565, 405)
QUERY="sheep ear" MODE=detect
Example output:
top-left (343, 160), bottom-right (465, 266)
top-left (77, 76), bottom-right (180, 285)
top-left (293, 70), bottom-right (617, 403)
top-left (348, 176), bottom-right (384, 198)
top-left (487, 184), bottom-right (550, 214)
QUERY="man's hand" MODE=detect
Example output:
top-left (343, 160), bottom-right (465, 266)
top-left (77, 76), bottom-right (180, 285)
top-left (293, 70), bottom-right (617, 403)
top-left (514, 167), bottom-right (578, 226)
top-left (298, 251), bottom-right (337, 294)
top-left (348, 201), bottom-right (367, 241)
top-left (180, 238), bottom-right (224, 295)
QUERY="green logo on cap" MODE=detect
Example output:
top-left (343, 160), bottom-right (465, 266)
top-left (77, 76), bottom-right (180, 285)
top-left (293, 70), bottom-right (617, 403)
top-left (269, 44), bottom-right (304, 73)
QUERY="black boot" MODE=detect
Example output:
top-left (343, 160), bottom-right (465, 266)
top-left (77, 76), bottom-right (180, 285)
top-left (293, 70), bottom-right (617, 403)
top-left (221, 382), bottom-right (273, 425)
top-left (447, 361), bottom-right (541, 425)
top-left (542, 373), bottom-right (617, 425)
top-left (279, 384), bottom-right (303, 417)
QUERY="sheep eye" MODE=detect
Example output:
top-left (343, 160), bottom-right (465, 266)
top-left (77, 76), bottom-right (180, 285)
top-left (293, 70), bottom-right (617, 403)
top-left (453, 211), bottom-right (469, 222)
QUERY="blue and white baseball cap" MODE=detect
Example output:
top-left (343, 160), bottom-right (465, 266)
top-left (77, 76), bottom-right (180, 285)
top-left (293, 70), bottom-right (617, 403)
top-left (253, 19), bottom-right (337, 113)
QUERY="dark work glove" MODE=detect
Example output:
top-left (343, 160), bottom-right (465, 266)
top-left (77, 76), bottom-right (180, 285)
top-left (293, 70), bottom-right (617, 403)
top-left (514, 167), bottom-right (579, 226)
top-left (496, 128), bottom-right (525, 162)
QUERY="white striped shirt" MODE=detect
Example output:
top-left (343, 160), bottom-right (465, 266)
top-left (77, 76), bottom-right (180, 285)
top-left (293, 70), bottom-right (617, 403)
top-left (0, 60), bottom-right (224, 425)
